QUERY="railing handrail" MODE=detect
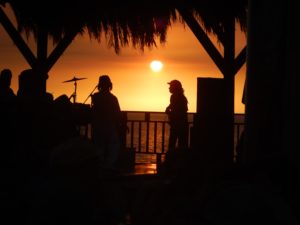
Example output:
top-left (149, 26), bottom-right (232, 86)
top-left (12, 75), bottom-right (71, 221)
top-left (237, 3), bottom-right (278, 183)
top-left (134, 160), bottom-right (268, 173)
top-left (80, 111), bottom-right (245, 164)
top-left (122, 111), bottom-right (244, 161)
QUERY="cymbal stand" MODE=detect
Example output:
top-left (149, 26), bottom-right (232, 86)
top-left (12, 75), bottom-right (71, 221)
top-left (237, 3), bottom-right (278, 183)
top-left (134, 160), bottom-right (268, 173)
top-left (69, 80), bottom-right (77, 103)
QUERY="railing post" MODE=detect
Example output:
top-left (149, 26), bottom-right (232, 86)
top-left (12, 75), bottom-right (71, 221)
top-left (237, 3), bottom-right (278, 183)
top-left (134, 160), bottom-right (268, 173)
top-left (138, 121), bottom-right (142, 153)
top-left (161, 121), bottom-right (166, 153)
top-left (145, 112), bottom-right (150, 153)
top-left (154, 121), bottom-right (157, 153)
top-left (130, 121), bottom-right (134, 150)
top-left (120, 111), bottom-right (128, 149)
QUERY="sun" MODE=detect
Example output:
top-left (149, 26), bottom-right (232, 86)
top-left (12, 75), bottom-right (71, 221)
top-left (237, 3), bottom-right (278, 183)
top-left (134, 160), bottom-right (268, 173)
top-left (150, 60), bottom-right (163, 72)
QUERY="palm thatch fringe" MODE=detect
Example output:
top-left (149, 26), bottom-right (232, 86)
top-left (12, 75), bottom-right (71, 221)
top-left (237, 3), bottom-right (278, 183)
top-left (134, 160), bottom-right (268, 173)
top-left (4, 0), bottom-right (247, 53)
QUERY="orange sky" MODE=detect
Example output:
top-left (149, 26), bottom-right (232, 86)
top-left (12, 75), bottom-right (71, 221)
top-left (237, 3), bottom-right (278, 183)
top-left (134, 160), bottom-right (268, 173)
top-left (0, 5), bottom-right (246, 113)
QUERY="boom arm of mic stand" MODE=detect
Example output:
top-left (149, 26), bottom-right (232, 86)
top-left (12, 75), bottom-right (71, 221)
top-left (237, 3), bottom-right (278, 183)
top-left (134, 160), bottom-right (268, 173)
top-left (83, 85), bottom-right (98, 104)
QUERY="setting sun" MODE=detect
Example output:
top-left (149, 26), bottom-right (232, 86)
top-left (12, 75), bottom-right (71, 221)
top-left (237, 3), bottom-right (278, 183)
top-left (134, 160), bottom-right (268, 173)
top-left (150, 60), bottom-right (163, 72)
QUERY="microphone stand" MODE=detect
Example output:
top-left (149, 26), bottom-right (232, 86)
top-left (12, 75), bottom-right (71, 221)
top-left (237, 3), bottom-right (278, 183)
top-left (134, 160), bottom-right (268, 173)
top-left (83, 85), bottom-right (98, 104)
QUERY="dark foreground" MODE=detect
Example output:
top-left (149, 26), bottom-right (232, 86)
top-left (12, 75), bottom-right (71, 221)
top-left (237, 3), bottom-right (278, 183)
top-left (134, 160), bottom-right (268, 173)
top-left (1, 137), bottom-right (300, 225)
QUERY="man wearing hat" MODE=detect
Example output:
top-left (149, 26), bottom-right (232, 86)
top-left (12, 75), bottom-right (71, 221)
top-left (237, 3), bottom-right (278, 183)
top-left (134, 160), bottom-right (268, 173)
top-left (91, 75), bottom-right (122, 170)
top-left (165, 79), bottom-right (189, 151)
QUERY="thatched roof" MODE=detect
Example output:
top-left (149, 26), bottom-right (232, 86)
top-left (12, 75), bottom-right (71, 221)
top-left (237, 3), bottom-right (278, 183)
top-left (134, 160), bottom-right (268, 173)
top-left (2, 0), bottom-right (247, 53)
top-left (188, 0), bottom-right (247, 33)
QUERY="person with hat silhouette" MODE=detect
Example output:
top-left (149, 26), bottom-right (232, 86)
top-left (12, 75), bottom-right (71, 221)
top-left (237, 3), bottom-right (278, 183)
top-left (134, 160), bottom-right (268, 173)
top-left (165, 79), bottom-right (189, 151)
top-left (91, 75), bottom-right (122, 170)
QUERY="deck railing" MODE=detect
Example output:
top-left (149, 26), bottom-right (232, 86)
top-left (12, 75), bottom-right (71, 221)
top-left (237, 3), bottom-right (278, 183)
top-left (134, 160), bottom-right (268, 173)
top-left (80, 111), bottom-right (245, 163)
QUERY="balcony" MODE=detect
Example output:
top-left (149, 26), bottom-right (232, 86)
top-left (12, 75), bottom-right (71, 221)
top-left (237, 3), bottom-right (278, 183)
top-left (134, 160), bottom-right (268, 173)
top-left (79, 111), bottom-right (245, 169)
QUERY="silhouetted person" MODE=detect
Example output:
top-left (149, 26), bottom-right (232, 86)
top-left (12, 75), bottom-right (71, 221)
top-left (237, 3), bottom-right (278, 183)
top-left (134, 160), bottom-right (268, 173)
top-left (0, 68), bottom-right (17, 158)
top-left (0, 69), bottom-right (19, 223)
top-left (165, 80), bottom-right (189, 151)
top-left (16, 69), bottom-right (54, 175)
top-left (91, 75), bottom-right (122, 170)
top-left (0, 69), bottom-right (17, 116)
top-left (0, 68), bottom-right (16, 101)
top-left (0, 68), bottom-right (17, 159)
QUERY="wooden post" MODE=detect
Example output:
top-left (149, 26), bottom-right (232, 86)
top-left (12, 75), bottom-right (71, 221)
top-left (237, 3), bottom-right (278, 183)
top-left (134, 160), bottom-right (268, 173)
top-left (192, 78), bottom-right (233, 170)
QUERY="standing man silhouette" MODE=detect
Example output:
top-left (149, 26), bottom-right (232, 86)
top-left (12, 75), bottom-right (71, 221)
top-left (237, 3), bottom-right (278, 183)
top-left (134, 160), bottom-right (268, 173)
top-left (91, 75), bottom-right (122, 170)
top-left (165, 80), bottom-right (189, 151)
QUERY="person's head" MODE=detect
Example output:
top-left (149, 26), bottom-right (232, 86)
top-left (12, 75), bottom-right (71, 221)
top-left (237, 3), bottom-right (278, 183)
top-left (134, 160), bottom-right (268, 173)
top-left (167, 79), bottom-right (183, 94)
top-left (18, 69), bottom-right (48, 97)
top-left (98, 75), bottom-right (112, 91)
top-left (0, 68), bottom-right (12, 87)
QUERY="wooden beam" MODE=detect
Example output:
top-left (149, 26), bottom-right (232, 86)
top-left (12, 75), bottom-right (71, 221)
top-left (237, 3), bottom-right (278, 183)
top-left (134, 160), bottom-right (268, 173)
top-left (44, 30), bottom-right (78, 73)
top-left (177, 7), bottom-right (225, 75)
top-left (233, 46), bottom-right (246, 75)
top-left (222, 16), bottom-right (236, 162)
top-left (0, 7), bottom-right (36, 67)
top-left (37, 27), bottom-right (48, 64)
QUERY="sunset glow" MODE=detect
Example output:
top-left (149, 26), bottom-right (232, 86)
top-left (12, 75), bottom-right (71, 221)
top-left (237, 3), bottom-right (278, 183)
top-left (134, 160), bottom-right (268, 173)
top-left (150, 60), bottom-right (163, 72)
top-left (0, 5), bottom-right (247, 113)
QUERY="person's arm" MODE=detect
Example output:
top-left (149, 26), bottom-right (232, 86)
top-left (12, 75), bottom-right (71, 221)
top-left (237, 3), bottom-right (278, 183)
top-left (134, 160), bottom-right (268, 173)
top-left (114, 97), bottom-right (122, 126)
top-left (165, 95), bottom-right (173, 114)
